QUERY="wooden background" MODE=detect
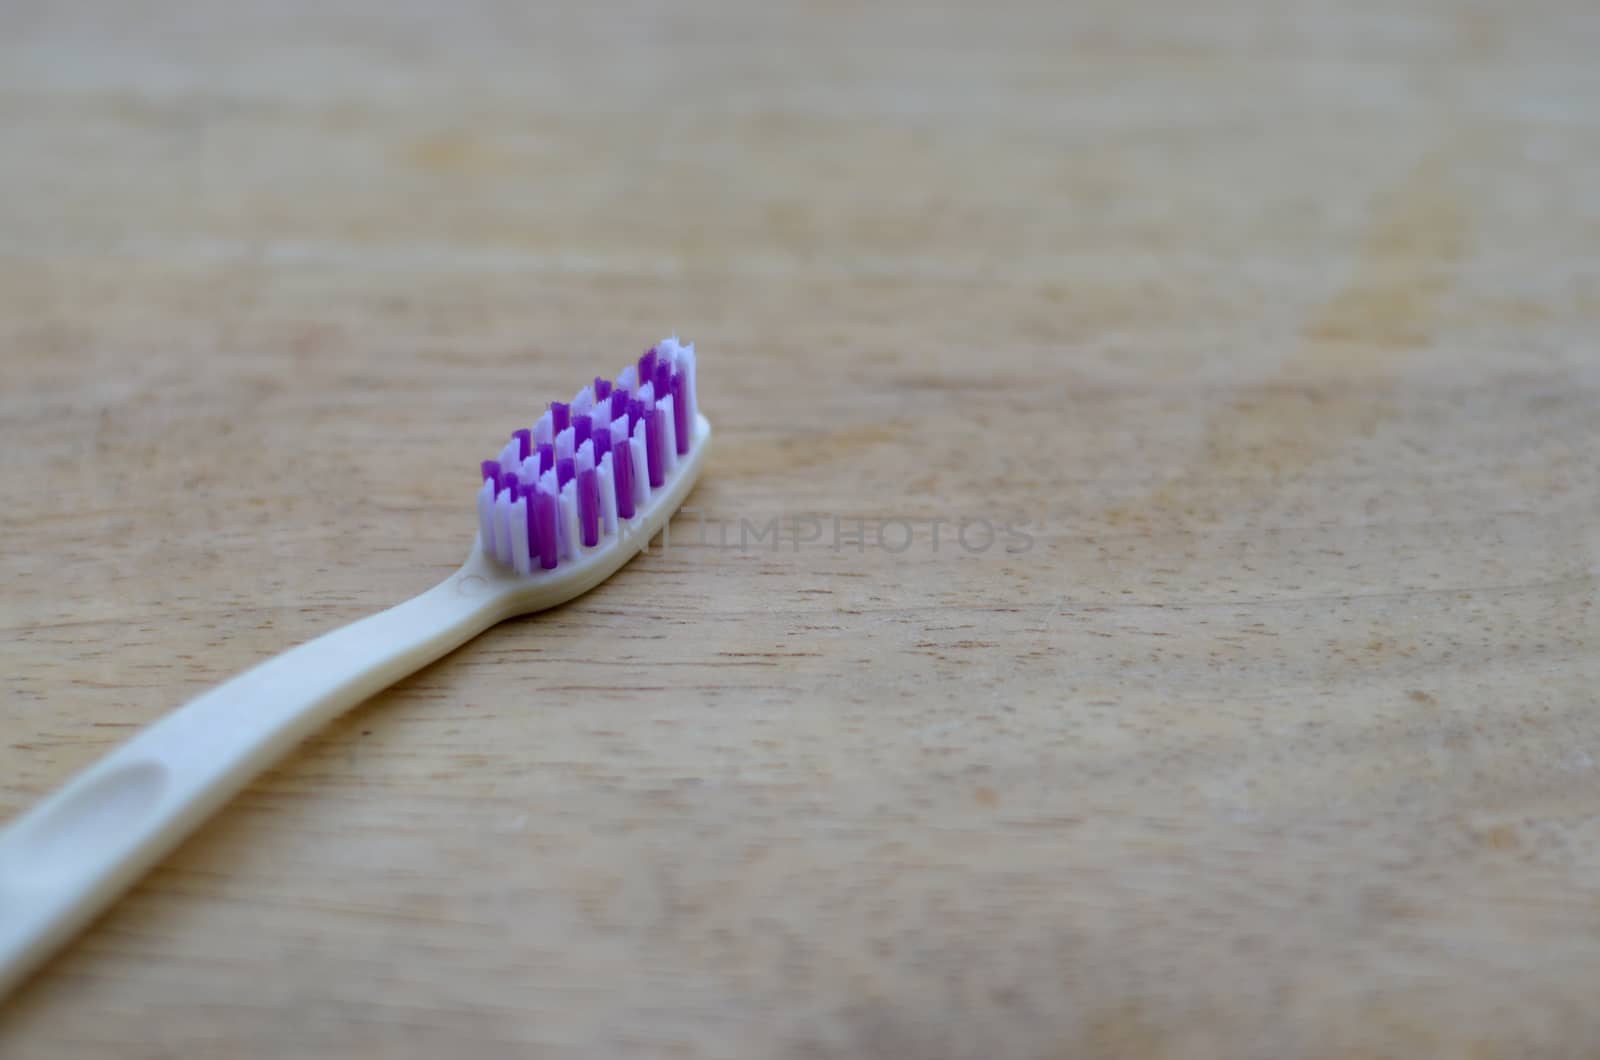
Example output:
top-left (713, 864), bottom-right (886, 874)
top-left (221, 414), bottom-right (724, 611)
top-left (3, 1), bottom-right (1598, 1056)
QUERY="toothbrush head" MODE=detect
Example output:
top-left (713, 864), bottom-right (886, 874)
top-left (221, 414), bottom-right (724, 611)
top-left (471, 337), bottom-right (709, 604)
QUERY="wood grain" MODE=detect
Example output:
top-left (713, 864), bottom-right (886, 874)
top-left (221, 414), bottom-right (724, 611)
top-left (3, 1), bottom-right (1599, 1057)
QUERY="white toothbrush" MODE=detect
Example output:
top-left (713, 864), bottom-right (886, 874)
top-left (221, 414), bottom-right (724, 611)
top-left (0, 339), bottom-right (709, 1000)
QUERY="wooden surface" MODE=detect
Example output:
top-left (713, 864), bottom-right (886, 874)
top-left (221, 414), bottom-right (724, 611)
top-left (2, 1), bottom-right (1599, 1056)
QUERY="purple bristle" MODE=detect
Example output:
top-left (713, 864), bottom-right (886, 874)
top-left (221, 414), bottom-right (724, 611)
top-left (609, 389), bottom-right (628, 421)
top-left (481, 460), bottom-right (500, 483)
top-left (551, 402), bottom-right (570, 433)
top-left (573, 417), bottom-right (591, 449)
top-left (538, 443), bottom-right (554, 475)
top-left (613, 441), bottom-right (635, 519)
top-left (594, 427), bottom-right (611, 460)
top-left (638, 348), bottom-right (658, 391)
top-left (557, 457), bottom-right (575, 489)
top-left (525, 488), bottom-right (540, 560)
top-left (594, 377), bottom-right (612, 401)
top-left (670, 370), bottom-right (689, 454)
top-left (512, 428), bottom-right (531, 462)
top-left (578, 468), bottom-right (601, 547)
top-left (504, 477), bottom-right (520, 502)
top-left (626, 398), bottom-right (644, 433)
top-left (644, 407), bottom-right (665, 488)
top-left (653, 360), bottom-right (672, 401)
top-left (535, 489), bottom-right (559, 569)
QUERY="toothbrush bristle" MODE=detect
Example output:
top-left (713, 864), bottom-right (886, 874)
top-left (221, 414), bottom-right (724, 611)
top-left (644, 407), bottom-right (665, 488)
top-left (477, 337), bottom-right (700, 572)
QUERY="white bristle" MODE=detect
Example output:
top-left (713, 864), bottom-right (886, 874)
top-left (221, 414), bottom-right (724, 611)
top-left (629, 420), bottom-right (650, 506)
top-left (610, 415), bottom-right (629, 450)
top-left (477, 479), bottom-right (496, 554)
top-left (558, 480), bottom-right (580, 559)
top-left (638, 381), bottom-right (655, 407)
top-left (589, 407), bottom-right (610, 440)
top-left (494, 488), bottom-right (514, 566)
top-left (519, 455), bottom-right (539, 484)
top-left (533, 411), bottom-right (553, 449)
top-left (598, 452), bottom-right (617, 533)
top-left (510, 497), bottom-right (531, 575)
top-left (679, 343), bottom-right (697, 428)
top-left (617, 365), bottom-right (638, 392)
top-left (499, 440), bottom-right (519, 470)
top-left (576, 439), bottom-right (594, 474)
top-left (659, 394), bottom-right (678, 473)
top-left (555, 426), bottom-right (575, 464)
top-left (572, 386), bottom-right (594, 418)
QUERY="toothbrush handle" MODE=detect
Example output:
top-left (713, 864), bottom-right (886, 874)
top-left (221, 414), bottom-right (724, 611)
top-left (0, 556), bottom-right (509, 1000)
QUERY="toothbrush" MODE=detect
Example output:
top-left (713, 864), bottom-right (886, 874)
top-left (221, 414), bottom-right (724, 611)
top-left (0, 338), bottom-right (709, 1000)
